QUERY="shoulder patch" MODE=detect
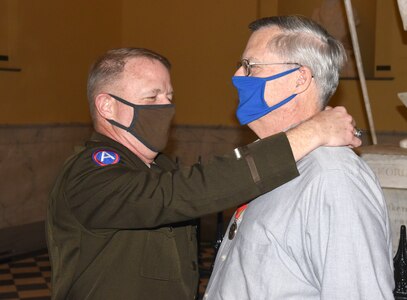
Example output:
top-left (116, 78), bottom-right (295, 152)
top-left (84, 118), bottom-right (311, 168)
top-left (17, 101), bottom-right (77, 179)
top-left (92, 150), bottom-right (120, 166)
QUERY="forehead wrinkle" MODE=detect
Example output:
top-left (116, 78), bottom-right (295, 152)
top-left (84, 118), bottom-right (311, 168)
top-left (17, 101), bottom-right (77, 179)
top-left (151, 88), bottom-right (162, 94)
top-left (139, 88), bottom-right (160, 97)
top-left (141, 88), bottom-right (173, 96)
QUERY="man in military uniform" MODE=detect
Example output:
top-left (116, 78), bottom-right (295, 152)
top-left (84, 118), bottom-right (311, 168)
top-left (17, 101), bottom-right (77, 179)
top-left (46, 47), bottom-right (360, 300)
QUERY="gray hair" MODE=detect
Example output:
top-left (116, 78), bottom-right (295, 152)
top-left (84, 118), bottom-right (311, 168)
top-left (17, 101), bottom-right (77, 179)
top-left (249, 15), bottom-right (347, 106)
top-left (87, 47), bottom-right (171, 120)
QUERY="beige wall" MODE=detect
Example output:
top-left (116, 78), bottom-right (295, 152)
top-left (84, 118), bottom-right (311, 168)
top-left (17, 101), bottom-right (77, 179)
top-left (0, 0), bottom-right (406, 132)
top-left (121, 0), bottom-right (258, 125)
top-left (0, 0), bottom-right (122, 124)
top-left (329, 0), bottom-right (407, 132)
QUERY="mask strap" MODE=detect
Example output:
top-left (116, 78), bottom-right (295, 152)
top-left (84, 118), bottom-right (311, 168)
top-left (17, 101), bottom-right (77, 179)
top-left (107, 119), bottom-right (131, 132)
top-left (263, 67), bottom-right (300, 81)
top-left (262, 67), bottom-right (300, 109)
top-left (267, 93), bottom-right (297, 110)
top-left (108, 93), bottom-right (136, 107)
top-left (107, 93), bottom-right (139, 130)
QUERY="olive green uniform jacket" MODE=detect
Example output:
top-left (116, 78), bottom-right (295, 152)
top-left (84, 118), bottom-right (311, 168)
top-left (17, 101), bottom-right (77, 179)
top-left (46, 132), bottom-right (298, 300)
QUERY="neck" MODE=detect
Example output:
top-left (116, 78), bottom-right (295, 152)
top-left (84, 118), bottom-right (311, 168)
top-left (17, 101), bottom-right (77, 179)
top-left (119, 135), bottom-right (156, 165)
top-left (251, 97), bottom-right (321, 139)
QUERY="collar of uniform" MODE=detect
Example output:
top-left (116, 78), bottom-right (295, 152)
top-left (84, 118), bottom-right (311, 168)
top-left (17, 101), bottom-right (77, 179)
top-left (87, 131), bottom-right (127, 150)
top-left (154, 153), bottom-right (178, 171)
top-left (87, 131), bottom-right (150, 169)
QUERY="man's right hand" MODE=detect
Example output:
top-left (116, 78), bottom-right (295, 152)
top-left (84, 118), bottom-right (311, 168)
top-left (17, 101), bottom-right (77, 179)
top-left (286, 106), bottom-right (362, 161)
top-left (309, 106), bottom-right (361, 148)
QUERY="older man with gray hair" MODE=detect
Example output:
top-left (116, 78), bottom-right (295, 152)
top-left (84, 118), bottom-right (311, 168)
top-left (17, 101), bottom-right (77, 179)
top-left (204, 15), bottom-right (394, 300)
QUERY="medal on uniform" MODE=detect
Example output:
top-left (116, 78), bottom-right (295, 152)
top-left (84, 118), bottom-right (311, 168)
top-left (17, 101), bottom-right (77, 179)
top-left (228, 221), bottom-right (238, 240)
top-left (228, 203), bottom-right (248, 240)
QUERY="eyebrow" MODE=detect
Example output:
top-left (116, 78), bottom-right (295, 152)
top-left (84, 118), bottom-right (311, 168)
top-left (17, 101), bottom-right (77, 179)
top-left (242, 56), bottom-right (261, 63)
top-left (151, 88), bottom-right (162, 94)
top-left (142, 89), bottom-right (174, 97)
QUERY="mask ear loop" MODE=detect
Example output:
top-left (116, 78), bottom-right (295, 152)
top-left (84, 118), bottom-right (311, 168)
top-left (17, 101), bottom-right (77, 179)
top-left (108, 93), bottom-right (136, 107)
top-left (262, 66), bottom-right (300, 81)
top-left (261, 67), bottom-right (300, 110)
top-left (106, 93), bottom-right (139, 133)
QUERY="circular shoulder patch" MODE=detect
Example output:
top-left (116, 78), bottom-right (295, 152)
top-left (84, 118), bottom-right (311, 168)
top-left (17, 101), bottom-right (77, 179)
top-left (92, 150), bottom-right (120, 166)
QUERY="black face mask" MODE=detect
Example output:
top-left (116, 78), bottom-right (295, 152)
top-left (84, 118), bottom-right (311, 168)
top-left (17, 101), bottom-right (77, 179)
top-left (107, 94), bottom-right (175, 152)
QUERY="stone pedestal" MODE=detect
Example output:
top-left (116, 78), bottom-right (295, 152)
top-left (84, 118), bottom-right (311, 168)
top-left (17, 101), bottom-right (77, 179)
top-left (358, 145), bottom-right (407, 254)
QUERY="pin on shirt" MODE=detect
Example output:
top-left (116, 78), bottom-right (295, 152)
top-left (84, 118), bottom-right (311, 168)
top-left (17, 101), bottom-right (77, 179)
top-left (228, 203), bottom-right (248, 240)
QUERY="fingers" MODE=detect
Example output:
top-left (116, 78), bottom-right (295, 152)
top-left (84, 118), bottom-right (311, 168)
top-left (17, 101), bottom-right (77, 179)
top-left (329, 106), bottom-right (353, 123)
top-left (332, 106), bottom-right (355, 129)
top-left (350, 127), bottom-right (363, 147)
top-left (344, 113), bottom-right (362, 147)
top-left (313, 106), bottom-right (363, 148)
top-left (349, 135), bottom-right (362, 148)
top-left (329, 106), bottom-right (346, 113)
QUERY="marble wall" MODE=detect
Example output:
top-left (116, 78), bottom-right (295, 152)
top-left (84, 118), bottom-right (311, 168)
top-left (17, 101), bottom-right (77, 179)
top-left (0, 125), bottom-right (93, 229)
top-left (0, 125), bottom-right (92, 258)
top-left (0, 124), bottom-right (405, 258)
top-left (357, 146), bottom-right (407, 255)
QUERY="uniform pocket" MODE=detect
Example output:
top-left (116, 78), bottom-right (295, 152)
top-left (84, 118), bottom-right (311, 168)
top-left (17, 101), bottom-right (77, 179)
top-left (140, 229), bottom-right (181, 281)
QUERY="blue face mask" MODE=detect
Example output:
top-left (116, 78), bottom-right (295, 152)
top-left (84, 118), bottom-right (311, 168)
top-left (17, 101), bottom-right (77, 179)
top-left (232, 67), bottom-right (300, 125)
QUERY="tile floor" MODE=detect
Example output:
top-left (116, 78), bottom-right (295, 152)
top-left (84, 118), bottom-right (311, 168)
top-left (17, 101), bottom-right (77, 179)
top-left (0, 244), bottom-right (215, 300)
top-left (0, 250), bottom-right (51, 300)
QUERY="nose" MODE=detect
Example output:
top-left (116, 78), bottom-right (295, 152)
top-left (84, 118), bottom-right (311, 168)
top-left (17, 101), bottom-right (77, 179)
top-left (234, 66), bottom-right (245, 77)
top-left (159, 94), bottom-right (173, 104)
top-left (160, 98), bottom-right (171, 104)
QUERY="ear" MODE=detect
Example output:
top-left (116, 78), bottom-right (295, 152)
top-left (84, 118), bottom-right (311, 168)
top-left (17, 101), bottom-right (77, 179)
top-left (94, 94), bottom-right (114, 119)
top-left (294, 66), bottom-right (313, 94)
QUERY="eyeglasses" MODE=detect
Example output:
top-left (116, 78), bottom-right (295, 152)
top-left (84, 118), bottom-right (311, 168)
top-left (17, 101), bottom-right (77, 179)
top-left (237, 58), bottom-right (301, 77)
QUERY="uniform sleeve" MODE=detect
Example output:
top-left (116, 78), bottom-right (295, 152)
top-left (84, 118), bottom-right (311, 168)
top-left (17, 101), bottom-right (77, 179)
top-left (305, 169), bottom-right (394, 300)
top-left (67, 132), bottom-right (299, 230)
